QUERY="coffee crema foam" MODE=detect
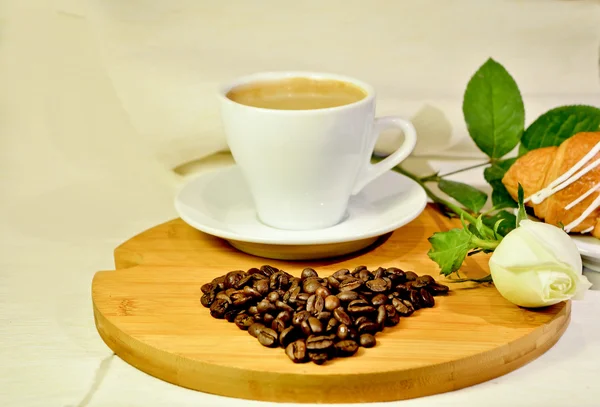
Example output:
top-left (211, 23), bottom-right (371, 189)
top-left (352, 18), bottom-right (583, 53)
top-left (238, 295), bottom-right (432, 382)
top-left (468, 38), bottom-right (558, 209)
top-left (226, 77), bottom-right (367, 110)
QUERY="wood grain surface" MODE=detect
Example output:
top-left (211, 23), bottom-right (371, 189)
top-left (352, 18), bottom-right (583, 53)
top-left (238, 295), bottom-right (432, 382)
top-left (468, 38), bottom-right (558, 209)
top-left (92, 204), bottom-right (570, 403)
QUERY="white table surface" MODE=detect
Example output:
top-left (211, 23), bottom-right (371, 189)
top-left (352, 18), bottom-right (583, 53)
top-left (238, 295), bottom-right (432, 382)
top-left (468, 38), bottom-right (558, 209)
top-left (2, 1), bottom-right (600, 406)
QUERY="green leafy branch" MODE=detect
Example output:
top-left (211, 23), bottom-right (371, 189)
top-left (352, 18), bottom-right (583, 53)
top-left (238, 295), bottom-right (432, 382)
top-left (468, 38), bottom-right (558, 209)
top-left (375, 57), bottom-right (600, 281)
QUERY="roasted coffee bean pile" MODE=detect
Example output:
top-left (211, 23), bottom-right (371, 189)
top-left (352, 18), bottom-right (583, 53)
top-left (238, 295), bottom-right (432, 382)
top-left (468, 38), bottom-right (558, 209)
top-left (200, 265), bottom-right (448, 365)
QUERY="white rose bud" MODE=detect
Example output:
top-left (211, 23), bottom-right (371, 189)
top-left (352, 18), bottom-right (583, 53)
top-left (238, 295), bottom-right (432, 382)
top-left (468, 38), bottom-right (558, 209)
top-left (489, 220), bottom-right (592, 308)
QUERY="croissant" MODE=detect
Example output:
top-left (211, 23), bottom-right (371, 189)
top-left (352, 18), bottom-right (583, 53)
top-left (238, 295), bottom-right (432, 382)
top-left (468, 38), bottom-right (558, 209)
top-left (502, 132), bottom-right (600, 238)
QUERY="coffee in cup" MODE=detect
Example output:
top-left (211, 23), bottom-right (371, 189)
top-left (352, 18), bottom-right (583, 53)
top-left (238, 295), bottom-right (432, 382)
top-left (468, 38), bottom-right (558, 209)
top-left (219, 72), bottom-right (417, 231)
top-left (225, 77), bottom-right (367, 110)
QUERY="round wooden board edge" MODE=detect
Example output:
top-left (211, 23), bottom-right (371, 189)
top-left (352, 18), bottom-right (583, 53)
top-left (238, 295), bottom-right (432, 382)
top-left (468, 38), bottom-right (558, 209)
top-left (91, 270), bottom-right (571, 404)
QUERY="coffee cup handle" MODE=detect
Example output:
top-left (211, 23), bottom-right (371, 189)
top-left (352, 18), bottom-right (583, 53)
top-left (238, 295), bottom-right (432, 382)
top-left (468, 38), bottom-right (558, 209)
top-left (351, 116), bottom-right (417, 195)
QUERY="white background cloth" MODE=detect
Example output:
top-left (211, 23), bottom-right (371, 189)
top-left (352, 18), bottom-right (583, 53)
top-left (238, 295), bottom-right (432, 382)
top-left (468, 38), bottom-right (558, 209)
top-left (1, 1), bottom-right (600, 406)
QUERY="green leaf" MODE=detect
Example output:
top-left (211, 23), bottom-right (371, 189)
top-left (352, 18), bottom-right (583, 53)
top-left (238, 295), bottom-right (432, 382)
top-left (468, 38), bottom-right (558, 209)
top-left (492, 218), bottom-right (505, 239)
top-left (520, 105), bottom-right (600, 155)
top-left (427, 228), bottom-right (475, 275)
top-left (475, 214), bottom-right (495, 240)
top-left (516, 183), bottom-right (527, 227)
top-left (482, 210), bottom-right (517, 237)
top-left (483, 158), bottom-right (517, 183)
top-left (483, 158), bottom-right (518, 208)
top-left (438, 179), bottom-right (488, 213)
top-left (462, 58), bottom-right (525, 158)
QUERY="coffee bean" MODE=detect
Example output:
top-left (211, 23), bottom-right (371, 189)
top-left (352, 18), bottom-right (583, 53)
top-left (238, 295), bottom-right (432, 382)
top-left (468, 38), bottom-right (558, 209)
top-left (418, 274), bottom-right (435, 285)
top-left (248, 322), bottom-right (265, 338)
top-left (234, 274), bottom-right (254, 289)
top-left (243, 286), bottom-right (261, 298)
top-left (308, 352), bottom-right (328, 365)
top-left (337, 291), bottom-right (359, 302)
top-left (386, 312), bottom-right (400, 327)
top-left (230, 291), bottom-right (252, 307)
top-left (360, 333), bottom-right (376, 348)
top-left (215, 291), bottom-right (231, 303)
top-left (263, 313), bottom-right (275, 325)
top-left (274, 300), bottom-right (294, 313)
top-left (314, 295), bottom-right (325, 314)
top-left (286, 286), bottom-right (301, 305)
top-left (254, 279), bottom-right (269, 296)
top-left (209, 298), bottom-right (229, 319)
top-left (266, 291), bottom-right (279, 303)
top-left (306, 335), bottom-right (334, 352)
top-left (271, 317), bottom-right (287, 334)
top-left (385, 267), bottom-right (405, 281)
top-left (316, 311), bottom-right (331, 321)
top-left (376, 305), bottom-right (386, 326)
top-left (301, 267), bottom-right (318, 280)
top-left (324, 295), bottom-right (341, 311)
top-left (427, 283), bottom-right (449, 295)
top-left (335, 340), bottom-right (359, 357)
top-left (409, 290), bottom-right (422, 310)
top-left (202, 265), bottom-right (447, 365)
top-left (420, 288), bottom-right (435, 308)
top-left (347, 299), bottom-right (376, 314)
top-left (234, 313), bottom-right (255, 330)
top-left (354, 315), bottom-right (369, 327)
top-left (303, 278), bottom-right (322, 294)
top-left (307, 317), bottom-right (323, 334)
top-left (411, 279), bottom-right (428, 289)
top-left (292, 310), bottom-right (311, 326)
top-left (279, 326), bottom-right (300, 347)
top-left (275, 310), bottom-right (292, 323)
top-left (404, 271), bottom-right (418, 281)
top-left (212, 275), bottom-right (226, 290)
top-left (285, 339), bottom-right (308, 363)
top-left (260, 265), bottom-right (278, 277)
top-left (358, 268), bottom-right (371, 282)
top-left (224, 270), bottom-right (245, 289)
top-left (332, 268), bottom-right (349, 279)
top-left (257, 299), bottom-right (275, 314)
top-left (283, 280), bottom-right (299, 303)
top-left (315, 286), bottom-right (331, 299)
top-left (306, 294), bottom-right (317, 314)
top-left (395, 283), bottom-right (412, 299)
top-left (333, 307), bottom-right (352, 325)
top-left (200, 289), bottom-right (216, 308)
top-left (326, 317), bottom-right (339, 333)
top-left (339, 277), bottom-right (363, 292)
top-left (348, 327), bottom-right (360, 342)
top-left (224, 309), bottom-right (239, 323)
top-left (327, 276), bottom-right (340, 290)
top-left (297, 292), bottom-right (310, 303)
top-left (337, 323), bottom-right (349, 340)
top-left (257, 328), bottom-right (278, 347)
top-left (392, 297), bottom-right (414, 316)
top-left (247, 267), bottom-right (261, 275)
top-left (358, 321), bottom-right (380, 334)
top-left (383, 304), bottom-right (398, 324)
top-left (270, 271), bottom-right (290, 291)
top-left (373, 267), bottom-right (386, 279)
top-left (201, 282), bottom-right (215, 294)
top-left (371, 293), bottom-right (388, 306)
top-left (352, 265), bottom-right (367, 274)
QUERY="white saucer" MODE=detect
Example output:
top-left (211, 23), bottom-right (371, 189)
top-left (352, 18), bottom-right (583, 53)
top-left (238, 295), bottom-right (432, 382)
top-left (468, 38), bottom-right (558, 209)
top-left (571, 236), bottom-right (600, 289)
top-left (174, 165), bottom-right (427, 260)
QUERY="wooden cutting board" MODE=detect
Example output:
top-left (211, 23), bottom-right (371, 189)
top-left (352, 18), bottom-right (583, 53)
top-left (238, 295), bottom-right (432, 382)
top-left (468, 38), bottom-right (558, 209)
top-left (91, 204), bottom-right (570, 403)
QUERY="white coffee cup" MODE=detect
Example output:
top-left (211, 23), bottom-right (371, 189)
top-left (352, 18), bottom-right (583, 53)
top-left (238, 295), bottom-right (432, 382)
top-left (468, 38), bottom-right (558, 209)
top-left (219, 72), bottom-right (417, 231)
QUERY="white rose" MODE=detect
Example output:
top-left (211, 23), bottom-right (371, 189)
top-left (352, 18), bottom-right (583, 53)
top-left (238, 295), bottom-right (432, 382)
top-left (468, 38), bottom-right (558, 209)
top-left (489, 219), bottom-right (592, 308)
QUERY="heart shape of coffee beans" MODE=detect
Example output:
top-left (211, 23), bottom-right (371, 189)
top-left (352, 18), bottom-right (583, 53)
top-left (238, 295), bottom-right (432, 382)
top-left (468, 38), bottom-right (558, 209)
top-left (200, 265), bottom-right (449, 365)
